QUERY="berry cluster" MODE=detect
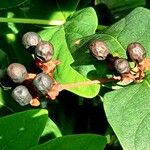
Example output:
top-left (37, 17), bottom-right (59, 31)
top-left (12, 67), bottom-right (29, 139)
top-left (2, 33), bottom-right (150, 107)
top-left (7, 32), bottom-right (60, 107)
top-left (89, 40), bottom-right (149, 84)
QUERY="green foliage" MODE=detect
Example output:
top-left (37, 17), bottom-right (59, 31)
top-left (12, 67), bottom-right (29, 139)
top-left (41, 118), bottom-right (62, 139)
top-left (30, 134), bottom-right (107, 150)
top-left (72, 7), bottom-right (150, 86)
top-left (0, 109), bottom-right (107, 150)
top-left (0, 109), bottom-right (48, 150)
top-left (0, 0), bottom-right (150, 150)
top-left (104, 73), bottom-right (150, 150)
top-left (39, 7), bottom-right (100, 98)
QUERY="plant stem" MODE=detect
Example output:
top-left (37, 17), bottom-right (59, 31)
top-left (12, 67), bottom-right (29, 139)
top-left (0, 17), bottom-right (65, 25)
top-left (60, 77), bottom-right (120, 90)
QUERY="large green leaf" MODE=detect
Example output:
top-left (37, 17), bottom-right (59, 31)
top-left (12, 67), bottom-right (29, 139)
top-left (30, 134), bottom-right (107, 150)
top-left (72, 7), bottom-right (150, 83)
top-left (0, 109), bottom-right (48, 150)
top-left (39, 7), bottom-right (100, 98)
top-left (104, 72), bottom-right (150, 150)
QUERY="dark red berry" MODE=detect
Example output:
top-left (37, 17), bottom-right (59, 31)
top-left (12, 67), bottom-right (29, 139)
top-left (7, 63), bottom-right (28, 83)
top-left (35, 41), bottom-right (54, 62)
top-left (12, 85), bottom-right (32, 106)
top-left (33, 73), bottom-right (53, 95)
top-left (22, 32), bottom-right (41, 49)
top-left (127, 42), bottom-right (146, 63)
top-left (89, 40), bottom-right (109, 60)
top-left (114, 58), bottom-right (130, 74)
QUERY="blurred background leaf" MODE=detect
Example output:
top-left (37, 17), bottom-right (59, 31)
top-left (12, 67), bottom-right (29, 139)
top-left (0, 109), bottom-right (48, 150)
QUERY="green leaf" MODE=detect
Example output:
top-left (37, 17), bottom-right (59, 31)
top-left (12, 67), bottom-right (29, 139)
top-left (39, 7), bottom-right (100, 98)
top-left (30, 134), bottom-right (107, 150)
top-left (104, 73), bottom-right (150, 150)
top-left (40, 118), bottom-right (62, 143)
top-left (72, 7), bottom-right (150, 85)
top-left (0, 109), bottom-right (48, 150)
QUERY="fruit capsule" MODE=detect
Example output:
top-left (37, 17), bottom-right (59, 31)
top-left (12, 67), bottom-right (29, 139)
top-left (7, 63), bottom-right (28, 83)
top-left (35, 41), bottom-right (54, 62)
top-left (114, 58), bottom-right (130, 74)
top-left (22, 32), bottom-right (41, 50)
top-left (89, 40), bottom-right (109, 60)
top-left (33, 73), bottom-right (53, 95)
top-left (12, 85), bottom-right (32, 106)
top-left (127, 42), bottom-right (146, 63)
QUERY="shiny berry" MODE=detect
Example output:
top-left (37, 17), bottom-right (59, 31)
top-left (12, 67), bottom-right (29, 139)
top-left (114, 58), bottom-right (130, 74)
top-left (7, 63), bottom-right (28, 83)
top-left (22, 32), bottom-right (41, 49)
top-left (89, 40), bottom-right (109, 60)
top-left (35, 41), bottom-right (54, 62)
top-left (33, 73), bottom-right (53, 95)
top-left (12, 85), bottom-right (32, 106)
top-left (127, 42), bottom-right (146, 63)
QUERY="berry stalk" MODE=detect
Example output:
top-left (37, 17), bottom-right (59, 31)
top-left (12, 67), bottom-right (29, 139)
top-left (59, 77), bottom-right (120, 90)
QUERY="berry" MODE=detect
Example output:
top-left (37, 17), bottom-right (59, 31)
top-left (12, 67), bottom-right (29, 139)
top-left (33, 73), bottom-right (53, 95)
top-left (7, 63), bottom-right (28, 83)
top-left (127, 42), bottom-right (146, 63)
top-left (12, 85), bottom-right (32, 106)
top-left (89, 40), bottom-right (109, 60)
top-left (114, 58), bottom-right (130, 74)
top-left (35, 41), bottom-right (54, 62)
top-left (22, 32), bottom-right (41, 50)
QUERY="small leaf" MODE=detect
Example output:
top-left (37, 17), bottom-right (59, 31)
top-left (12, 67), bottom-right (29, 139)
top-left (30, 134), bottom-right (107, 150)
top-left (0, 109), bottom-right (48, 150)
top-left (104, 73), bottom-right (150, 150)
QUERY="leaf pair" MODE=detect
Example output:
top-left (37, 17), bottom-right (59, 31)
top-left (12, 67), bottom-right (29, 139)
top-left (0, 109), bottom-right (107, 150)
